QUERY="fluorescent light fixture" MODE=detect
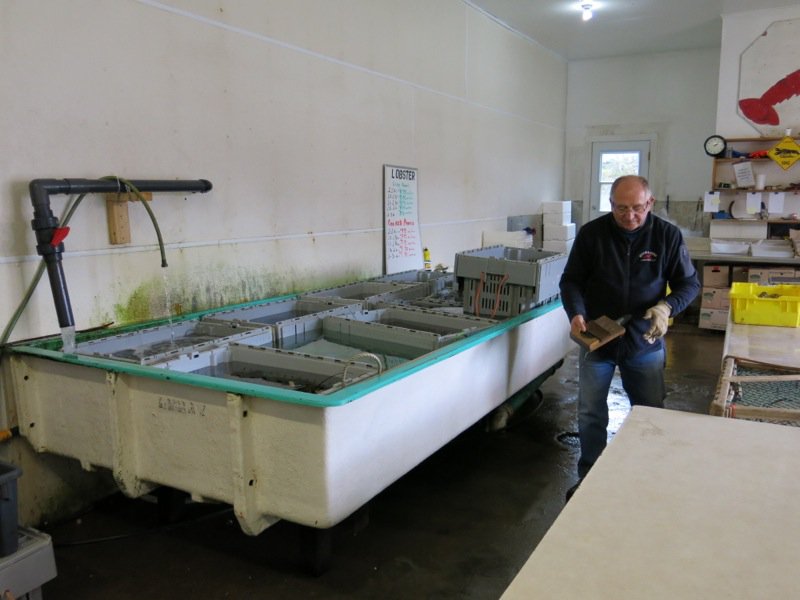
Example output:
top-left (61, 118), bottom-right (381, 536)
top-left (581, 1), bottom-right (593, 21)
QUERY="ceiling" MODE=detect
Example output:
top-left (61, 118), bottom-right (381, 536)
top-left (468, 0), bottom-right (800, 61)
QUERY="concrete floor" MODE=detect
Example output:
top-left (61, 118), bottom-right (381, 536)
top-left (40, 322), bottom-right (723, 599)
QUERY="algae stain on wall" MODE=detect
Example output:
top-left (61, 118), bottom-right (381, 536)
top-left (110, 263), bottom-right (376, 326)
top-left (113, 279), bottom-right (165, 324)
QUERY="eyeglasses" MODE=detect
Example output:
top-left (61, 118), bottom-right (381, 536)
top-left (612, 203), bottom-right (650, 215)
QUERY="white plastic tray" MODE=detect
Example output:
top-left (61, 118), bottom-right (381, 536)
top-left (0, 527), bottom-right (57, 598)
top-left (750, 239), bottom-right (794, 258)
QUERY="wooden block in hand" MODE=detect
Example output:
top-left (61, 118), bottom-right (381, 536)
top-left (570, 315), bottom-right (626, 351)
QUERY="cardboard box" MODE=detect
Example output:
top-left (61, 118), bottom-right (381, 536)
top-left (698, 308), bottom-right (728, 331)
top-left (747, 268), bottom-right (769, 285)
top-left (768, 269), bottom-right (800, 284)
top-left (731, 266), bottom-right (749, 283)
top-left (748, 268), bottom-right (800, 285)
top-left (703, 265), bottom-right (730, 288)
top-left (543, 223), bottom-right (576, 241)
top-left (700, 287), bottom-right (730, 310)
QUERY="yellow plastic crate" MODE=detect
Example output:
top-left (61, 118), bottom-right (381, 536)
top-left (729, 282), bottom-right (800, 327)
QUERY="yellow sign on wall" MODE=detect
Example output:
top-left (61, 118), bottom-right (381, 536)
top-left (768, 136), bottom-right (800, 170)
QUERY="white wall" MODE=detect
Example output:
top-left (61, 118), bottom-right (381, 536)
top-left (717, 5), bottom-right (800, 136)
top-left (564, 48), bottom-right (721, 227)
top-left (0, 0), bottom-right (567, 343)
top-left (0, 0), bottom-right (567, 526)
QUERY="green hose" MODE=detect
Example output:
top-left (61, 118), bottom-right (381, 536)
top-left (101, 176), bottom-right (168, 268)
top-left (1, 193), bottom-right (86, 346)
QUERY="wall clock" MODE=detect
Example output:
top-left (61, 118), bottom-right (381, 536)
top-left (704, 135), bottom-right (727, 157)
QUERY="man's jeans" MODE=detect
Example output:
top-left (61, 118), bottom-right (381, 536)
top-left (577, 347), bottom-right (665, 478)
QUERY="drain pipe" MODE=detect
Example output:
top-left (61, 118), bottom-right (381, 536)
top-left (29, 178), bottom-right (213, 330)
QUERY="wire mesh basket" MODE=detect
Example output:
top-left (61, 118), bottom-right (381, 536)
top-left (711, 356), bottom-right (800, 426)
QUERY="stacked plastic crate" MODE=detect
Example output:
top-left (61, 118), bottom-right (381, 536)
top-left (541, 201), bottom-right (575, 255)
top-left (454, 246), bottom-right (567, 318)
top-left (0, 462), bottom-right (57, 598)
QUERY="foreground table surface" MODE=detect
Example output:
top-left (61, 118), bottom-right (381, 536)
top-left (502, 406), bottom-right (800, 600)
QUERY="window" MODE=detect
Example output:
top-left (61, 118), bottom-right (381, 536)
top-left (589, 140), bottom-right (651, 221)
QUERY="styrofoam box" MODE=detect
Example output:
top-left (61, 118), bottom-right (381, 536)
top-left (543, 212), bottom-right (571, 226)
top-left (750, 239), bottom-right (794, 258)
top-left (698, 308), bottom-right (728, 331)
top-left (542, 239), bottom-right (574, 253)
top-left (700, 287), bottom-right (730, 310)
top-left (710, 239), bottom-right (750, 255)
top-left (542, 201), bottom-right (571, 214)
top-left (709, 220), bottom-right (767, 240)
top-left (0, 527), bottom-right (57, 599)
top-left (543, 223), bottom-right (575, 241)
top-left (702, 265), bottom-right (730, 288)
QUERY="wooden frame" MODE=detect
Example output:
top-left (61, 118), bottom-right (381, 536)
top-left (711, 355), bottom-right (800, 423)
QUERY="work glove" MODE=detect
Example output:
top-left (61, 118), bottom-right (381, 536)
top-left (643, 300), bottom-right (671, 344)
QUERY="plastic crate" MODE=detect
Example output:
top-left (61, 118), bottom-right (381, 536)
top-left (455, 245), bottom-right (567, 317)
top-left (0, 461), bottom-right (21, 557)
top-left (0, 527), bottom-right (57, 598)
top-left (300, 281), bottom-right (429, 308)
top-left (729, 282), bottom-right (800, 327)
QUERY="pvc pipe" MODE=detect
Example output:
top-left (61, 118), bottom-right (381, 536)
top-left (28, 178), bottom-right (213, 329)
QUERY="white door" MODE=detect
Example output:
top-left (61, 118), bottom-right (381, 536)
top-left (589, 140), bottom-right (651, 221)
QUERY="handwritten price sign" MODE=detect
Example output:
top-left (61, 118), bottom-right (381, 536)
top-left (384, 165), bottom-right (422, 273)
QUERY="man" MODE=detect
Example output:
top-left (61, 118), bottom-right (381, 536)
top-left (559, 175), bottom-right (700, 490)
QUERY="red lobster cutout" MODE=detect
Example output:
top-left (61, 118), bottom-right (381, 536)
top-left (739, 68), bottom-right (800, 125)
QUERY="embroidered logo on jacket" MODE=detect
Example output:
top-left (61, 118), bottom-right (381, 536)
top-left (639, 251), bottom-right (658, 262)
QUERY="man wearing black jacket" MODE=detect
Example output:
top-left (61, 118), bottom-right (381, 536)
top-left (559, 175), bottom-right (700, 486)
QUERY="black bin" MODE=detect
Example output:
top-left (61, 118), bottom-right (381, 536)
top-left (0, 461), bottom-right (22, 557)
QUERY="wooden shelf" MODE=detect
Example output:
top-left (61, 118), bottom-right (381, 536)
top-left (711, 137), bottom-right (800, 190)
top-left (714, 157), bottom-right (773, 164)
top-left (711, 187), bottom-right (800, 193)
top-left (726, 136), bottom-right (800, 143)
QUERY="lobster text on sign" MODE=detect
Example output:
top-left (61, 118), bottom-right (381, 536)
top-left (391, 168), bottom-right (416, 181)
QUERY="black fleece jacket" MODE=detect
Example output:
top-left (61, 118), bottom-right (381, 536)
top-left (559, 212), bottom-right (700, 359)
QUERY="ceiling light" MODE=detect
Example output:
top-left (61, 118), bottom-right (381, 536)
top-left (581, 1), bottom-right (593, 21)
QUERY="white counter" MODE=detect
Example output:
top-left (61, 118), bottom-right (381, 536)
top-left (502, 406), bottom-right (800, 600)
top-left (722, 316), bottom-right (800, 369)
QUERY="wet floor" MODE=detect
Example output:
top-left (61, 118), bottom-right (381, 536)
top-left (39, 322), bottom-right (723, 599)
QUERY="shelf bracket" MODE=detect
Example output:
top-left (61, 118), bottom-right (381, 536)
top-left (105, 191), bottom-right (152, 245)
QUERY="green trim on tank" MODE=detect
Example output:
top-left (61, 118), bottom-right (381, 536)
top-left (8, 298), bottom-right (562, 409)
